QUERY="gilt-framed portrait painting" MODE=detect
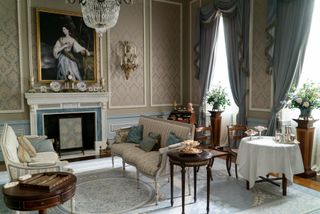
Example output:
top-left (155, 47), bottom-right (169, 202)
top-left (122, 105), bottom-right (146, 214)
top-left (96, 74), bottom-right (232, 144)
top-left (36, 8), bottom-right (98, 83)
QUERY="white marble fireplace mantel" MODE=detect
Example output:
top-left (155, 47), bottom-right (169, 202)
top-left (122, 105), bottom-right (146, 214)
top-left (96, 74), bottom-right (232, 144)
top-left (25, 92), bottom-right (109, 141)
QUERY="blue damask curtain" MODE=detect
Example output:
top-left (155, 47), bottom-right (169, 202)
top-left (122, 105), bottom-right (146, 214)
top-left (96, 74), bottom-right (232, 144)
top-left (266, 0), bottom-right (314, 135)
top-left (196, 3), bottom-right (220, 126)
top-left (196, 0), bottom-right (250, 126)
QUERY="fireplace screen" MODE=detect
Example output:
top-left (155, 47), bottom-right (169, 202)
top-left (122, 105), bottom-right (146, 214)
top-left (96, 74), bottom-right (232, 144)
top-left (59, 117), bottom-right (83, 151)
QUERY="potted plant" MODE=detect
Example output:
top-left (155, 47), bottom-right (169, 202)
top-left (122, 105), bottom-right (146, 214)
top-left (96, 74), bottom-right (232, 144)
top-left (207, 85), bottom-right (231, 116)
top-left (286, 81), bottom-right (320, 119)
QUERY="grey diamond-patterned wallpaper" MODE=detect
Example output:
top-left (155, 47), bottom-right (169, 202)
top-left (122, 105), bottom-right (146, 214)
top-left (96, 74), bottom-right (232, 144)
top-left (0, 0), bottom-right (23, 112)
top-left (0, 0), bottom-right (274, 123)
top-left (251, 0), bottom-right (272, 110)
top-left (109, 0), bottom-right (145, 107)
top-left (151, 0), bottom-right (182, 106)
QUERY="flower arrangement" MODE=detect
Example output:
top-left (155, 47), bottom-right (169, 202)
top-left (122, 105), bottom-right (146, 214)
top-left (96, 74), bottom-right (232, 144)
top-left (207, 85), bottom-right (231, 111)
top-left (286, 81), bottom-right (320, 111)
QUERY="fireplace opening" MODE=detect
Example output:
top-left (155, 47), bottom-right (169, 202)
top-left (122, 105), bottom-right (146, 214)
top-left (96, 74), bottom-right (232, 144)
top-left (44, 113), bottom-right (96, 155)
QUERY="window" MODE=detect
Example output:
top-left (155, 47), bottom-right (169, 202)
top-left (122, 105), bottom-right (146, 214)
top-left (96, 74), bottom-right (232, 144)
top-left (299, 0), bottom-right (320, 86)
top-left (208, 16), bottom-right (238, 146)
top-left (208, 17), bottom-right (238, 118)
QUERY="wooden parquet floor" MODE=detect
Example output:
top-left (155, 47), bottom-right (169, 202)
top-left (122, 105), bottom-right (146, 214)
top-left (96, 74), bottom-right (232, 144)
top-left (293, 175), bottom-right (320, 191)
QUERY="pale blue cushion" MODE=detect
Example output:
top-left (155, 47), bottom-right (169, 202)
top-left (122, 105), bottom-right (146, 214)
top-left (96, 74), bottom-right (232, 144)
top-left (166, 132), bottom-right (183, 146)
top-left (127, 125), bottom-right (143, 144)
top-left (148, 132), bottom-right (161, 151)
top-left (28, 139), bottom-right (55, 152)
top-left (139, 136), bottom-right (158, 152)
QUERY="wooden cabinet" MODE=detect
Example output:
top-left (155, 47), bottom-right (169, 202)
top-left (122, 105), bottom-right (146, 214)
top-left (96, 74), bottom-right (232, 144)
top-left (168, 110), bottom-right (196, 124)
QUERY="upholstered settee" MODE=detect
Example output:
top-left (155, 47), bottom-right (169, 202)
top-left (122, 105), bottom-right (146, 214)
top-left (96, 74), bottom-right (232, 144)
top-left (111, 115), bottom-right (194, 204)
top-left (0, 124), bottom-right (70, 181)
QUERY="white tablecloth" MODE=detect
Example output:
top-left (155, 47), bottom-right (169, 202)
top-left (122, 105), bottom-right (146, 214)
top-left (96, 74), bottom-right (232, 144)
top-left (236, 136), bottom-right (304, 188)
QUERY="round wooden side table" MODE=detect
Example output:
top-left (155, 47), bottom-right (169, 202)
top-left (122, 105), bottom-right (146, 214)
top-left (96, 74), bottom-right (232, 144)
top-left (168, 150), bottom-right (213, 214)
top-left (2, 172), bottom-right (76, 214)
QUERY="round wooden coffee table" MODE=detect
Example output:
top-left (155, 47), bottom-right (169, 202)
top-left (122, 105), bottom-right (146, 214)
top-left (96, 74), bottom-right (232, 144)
top-left (2, 172), bottom-right (76, 214)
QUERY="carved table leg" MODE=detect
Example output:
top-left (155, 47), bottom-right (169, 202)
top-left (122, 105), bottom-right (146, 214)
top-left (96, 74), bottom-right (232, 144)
top-left (282, 174), bottom-right (287, 196)
top-left (170, 161), bottom-right (174, 207)
top-left (207, 164), bottom-right (211, 214)
top-left (194, 167), bottom-right (197, 202)
top-left (181, 165), bottom-right (186, 214)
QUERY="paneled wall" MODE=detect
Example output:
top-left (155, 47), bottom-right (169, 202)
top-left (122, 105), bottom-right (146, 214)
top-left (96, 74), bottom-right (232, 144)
top-left (0, 0), bottom-right (274, 134)
top-left (0, 0), bottom-right (186, 139)
top-left (150, 0), bottom-right (182, 106)
top-left (109, 0), bottom-right (146, 108)
top-left (249, 0), bottom-right (272, 114)
top-left (0, 0), bottom-right (24, 113)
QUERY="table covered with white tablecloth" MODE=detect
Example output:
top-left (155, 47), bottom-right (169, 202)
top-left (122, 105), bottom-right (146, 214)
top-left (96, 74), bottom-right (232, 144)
top-left (236, 136), bottom-right (304, 188)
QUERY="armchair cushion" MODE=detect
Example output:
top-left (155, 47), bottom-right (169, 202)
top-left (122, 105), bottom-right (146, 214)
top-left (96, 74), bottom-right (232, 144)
top-left (111, 143), bottom-right (136, 156)
top-left (17, 136), bottom-right (37, 157)
top-left (27, 161), bottom-right (57, 167)
top-left (30, 152), bottom-right (59, 163)
top-left (166, 132), bottom-right (183, 146)
top-left (115, 127), bottom-right (131, 144)
top-left (135, 151), bottom-right (161, 176)
top-left (126, 125), bottom-right (143, 144)
top-left (139, 136), bottom-right (158, 152)
top-left (17, 145), bottom-right (31, 163)
top-left (28, 139), bottom-right (55, 152)
top-left (148, 132), bottom-right (161, 151)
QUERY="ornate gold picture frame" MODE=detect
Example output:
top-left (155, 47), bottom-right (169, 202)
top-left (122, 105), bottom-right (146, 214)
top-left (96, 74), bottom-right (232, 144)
top-left (36, 8), bottom-right (99, 83)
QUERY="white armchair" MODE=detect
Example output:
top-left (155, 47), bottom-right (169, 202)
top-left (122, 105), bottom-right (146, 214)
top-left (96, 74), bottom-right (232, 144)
top-left (0, 124), bottom-right (70, 181)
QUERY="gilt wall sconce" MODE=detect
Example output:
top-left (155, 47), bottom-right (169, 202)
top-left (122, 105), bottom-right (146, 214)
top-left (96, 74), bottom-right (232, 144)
top-left (120, 41), bottom-right (138, 80)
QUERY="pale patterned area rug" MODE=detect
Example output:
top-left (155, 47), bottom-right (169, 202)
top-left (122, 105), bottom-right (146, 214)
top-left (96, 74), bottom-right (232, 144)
top-left (0, 157), bottom-right (320, 214)
top-left (57, 170), bottom-right (154, 214)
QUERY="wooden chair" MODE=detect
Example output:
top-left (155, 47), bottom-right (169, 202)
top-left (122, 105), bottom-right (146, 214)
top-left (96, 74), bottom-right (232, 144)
top-left (226, 124), bottom-right (248, 179)
top-left (194, 126), bottom-right (231, 179)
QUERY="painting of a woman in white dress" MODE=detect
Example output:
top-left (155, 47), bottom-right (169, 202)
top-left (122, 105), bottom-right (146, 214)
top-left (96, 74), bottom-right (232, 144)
top-left (53, 25), bottom-right (90, 81)
top-left (36, 9), bottom-right (97, 82)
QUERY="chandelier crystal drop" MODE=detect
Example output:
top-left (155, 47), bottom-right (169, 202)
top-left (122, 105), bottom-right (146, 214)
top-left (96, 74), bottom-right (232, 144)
top-left (80, 0), bottom-right (121, 37)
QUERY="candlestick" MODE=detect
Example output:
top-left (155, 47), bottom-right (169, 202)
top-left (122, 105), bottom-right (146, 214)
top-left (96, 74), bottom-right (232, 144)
top-left (30, 77), bottom-right (34, 88)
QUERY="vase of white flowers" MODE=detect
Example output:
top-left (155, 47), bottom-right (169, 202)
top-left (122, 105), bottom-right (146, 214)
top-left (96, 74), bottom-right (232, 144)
top-left (207, 85), bottom-right (231, 112)
top-left (286, 81), bottom-right (320, 120)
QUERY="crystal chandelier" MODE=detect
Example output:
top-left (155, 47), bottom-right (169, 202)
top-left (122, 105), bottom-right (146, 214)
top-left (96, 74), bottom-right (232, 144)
top-left (67, 0), bottom-right (133, 37)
